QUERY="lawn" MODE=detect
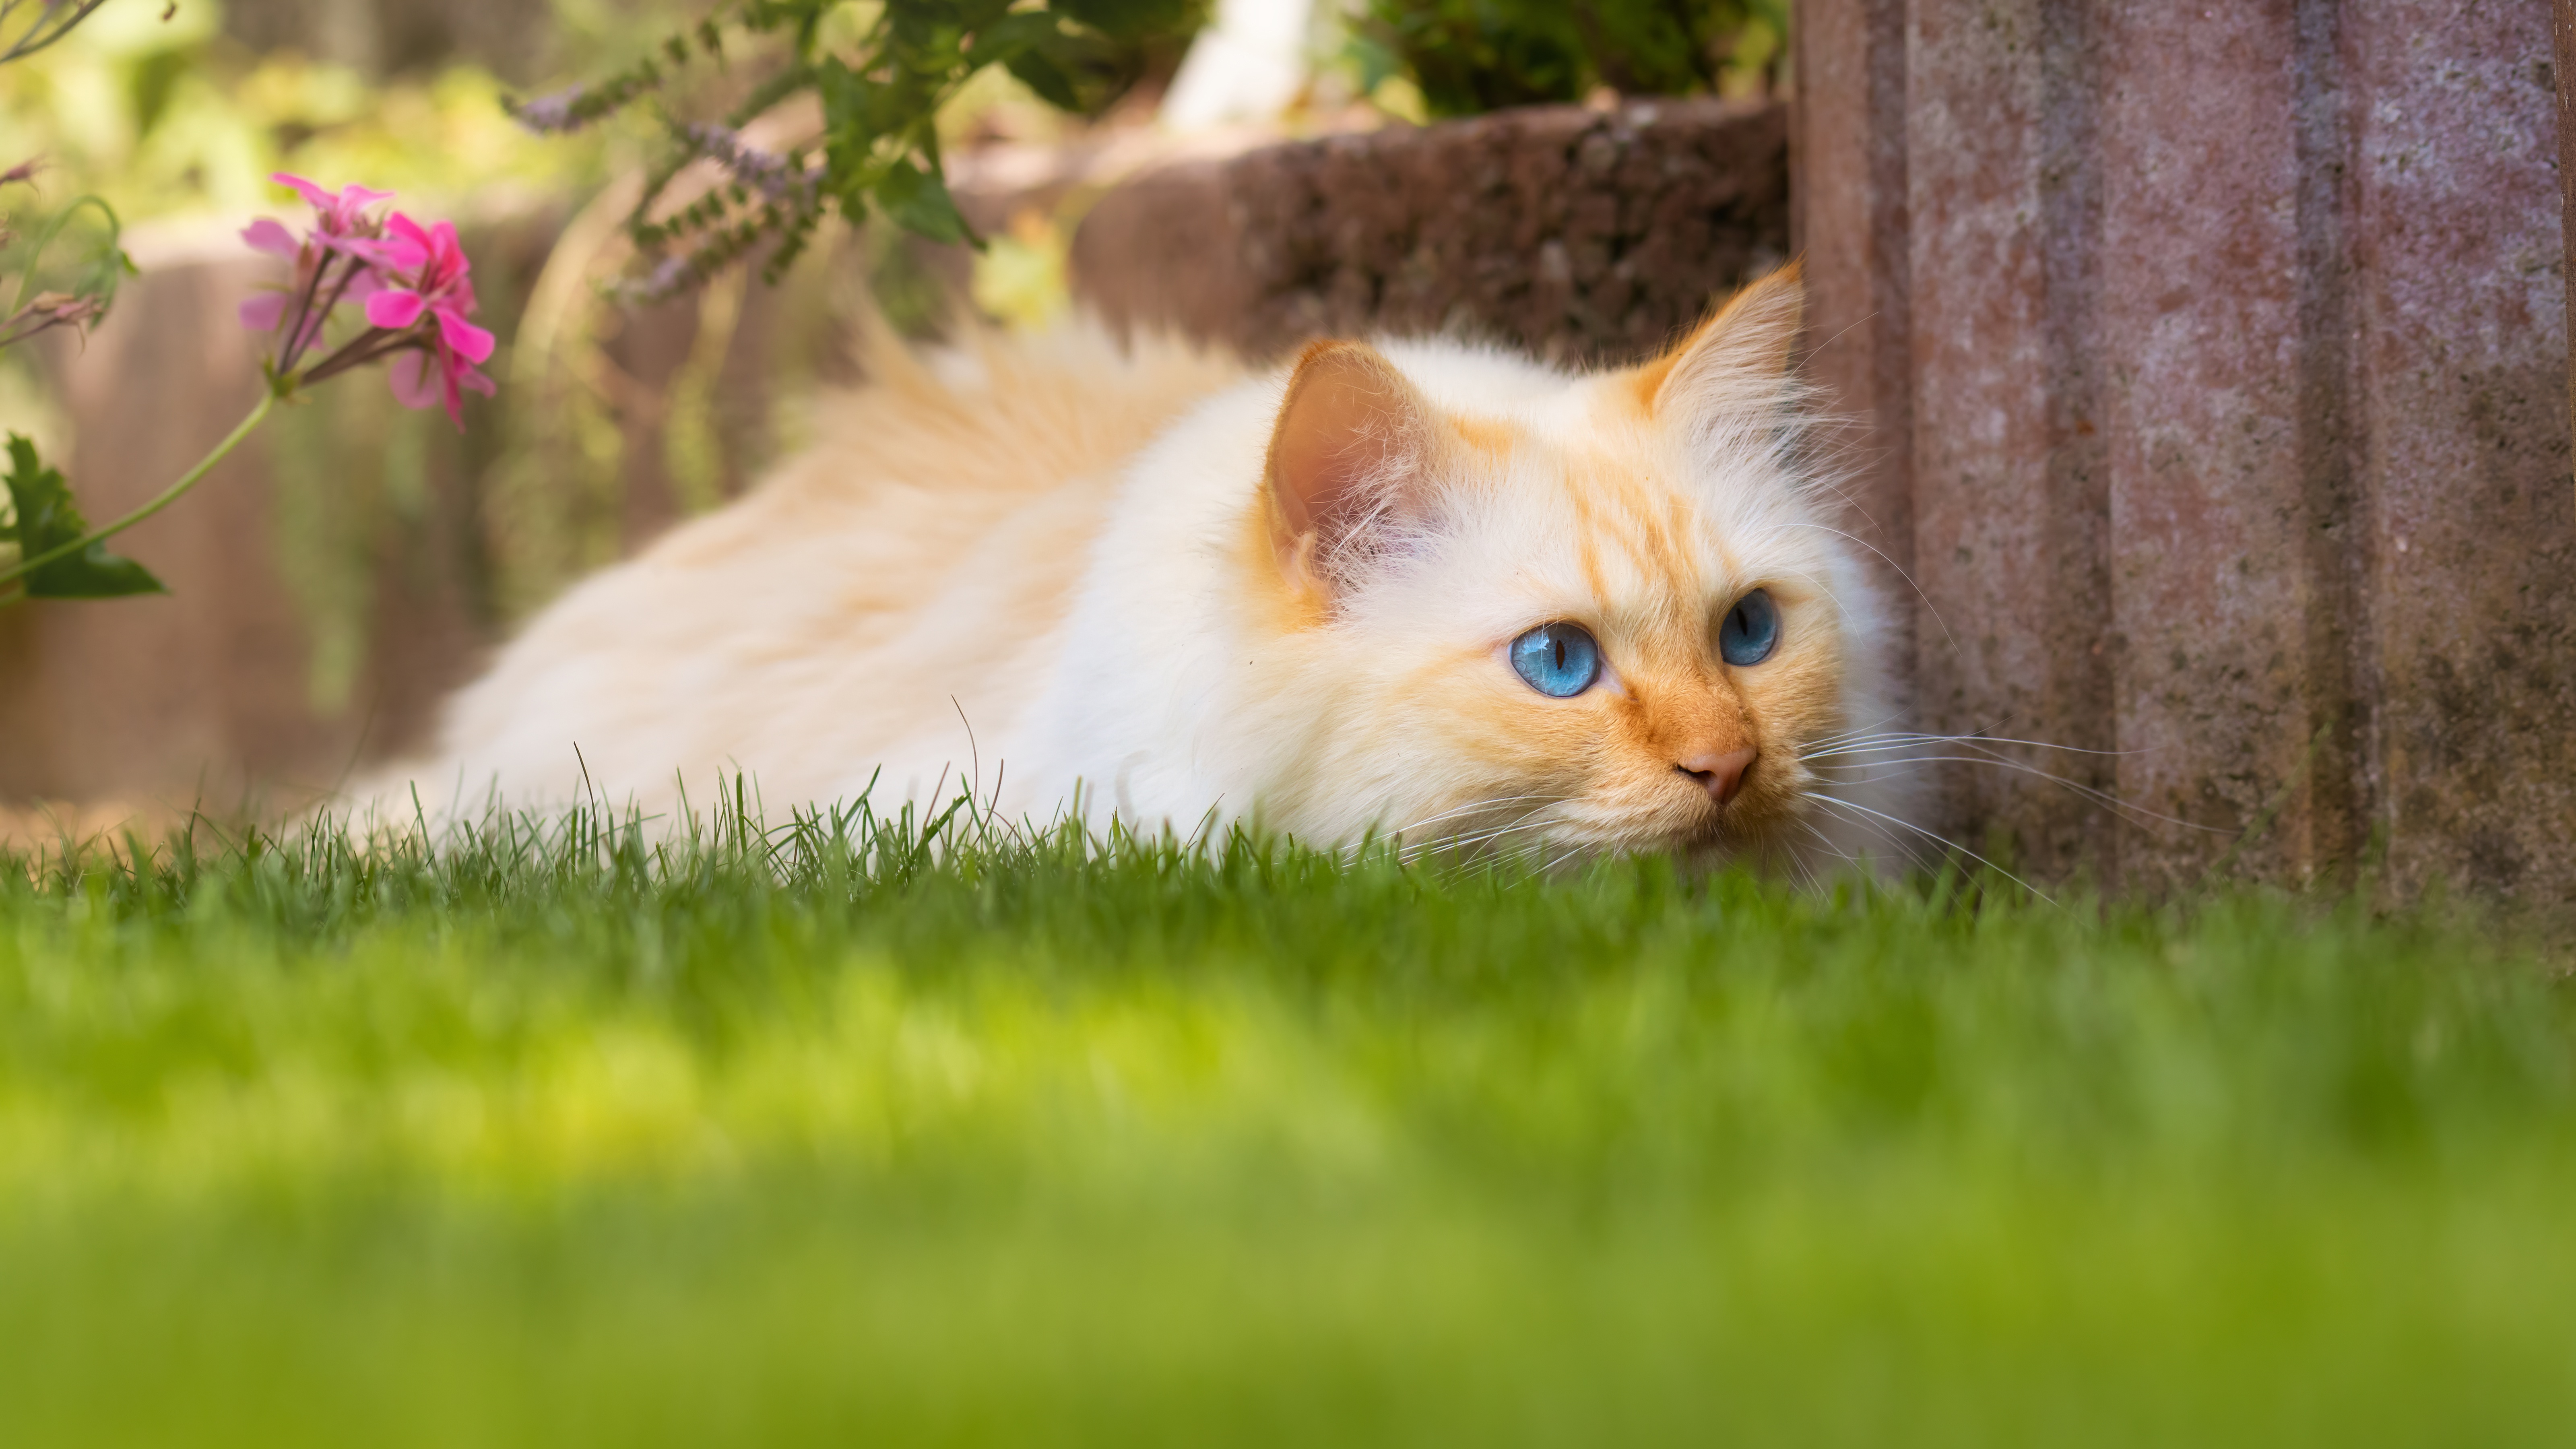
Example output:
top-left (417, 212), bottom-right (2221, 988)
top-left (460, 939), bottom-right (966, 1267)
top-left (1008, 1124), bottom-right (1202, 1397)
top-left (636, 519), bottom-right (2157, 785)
top-left (2, 802), bottom-right (2572, 1447)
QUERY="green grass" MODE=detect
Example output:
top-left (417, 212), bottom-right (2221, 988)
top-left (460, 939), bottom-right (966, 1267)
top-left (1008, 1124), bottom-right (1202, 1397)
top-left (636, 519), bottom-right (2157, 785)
top-left (2, 802), bottom-right (2572, 1446)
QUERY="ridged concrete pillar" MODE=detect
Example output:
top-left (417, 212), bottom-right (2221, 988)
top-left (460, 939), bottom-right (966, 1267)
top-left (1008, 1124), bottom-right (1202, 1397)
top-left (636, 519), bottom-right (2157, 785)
top-left (1796, 0), bottom-right (2576, 899)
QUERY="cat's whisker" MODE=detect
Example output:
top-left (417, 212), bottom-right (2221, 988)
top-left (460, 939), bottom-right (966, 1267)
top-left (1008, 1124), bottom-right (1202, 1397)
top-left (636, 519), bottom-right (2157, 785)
top-left (1412, 830), bottom-right (1525, 861)
top-left (1774, 520), bottom-right (1961, 660)
top-left (1538, 842), bottom-right (1591, 876)
top-left (1393, 793), bottom-right (1568, 841)
top-left (1385, 793), bottom-right (1568, 840)
top-left (1801, 726), bottom-right (2222, 836)
top-left (1792, 817), bottom-right (1866, 873)
top-left (1804, 751), bottom-right (2227, 836)
top-left (1796, 707), bottom-right (1919, 756)
top-left (1763, 563), bottom-right (1863, 642)
top-left (1799, 727), bottom-right (1962, 757)
top-left (1806, 791), bottom-right (2056, 906)
top-left (1783, 822), bottom-right (1864, 892)
top-left (1416, 815), bottom-right (1552, 854)
top-left (1795, 850), bottom-right (1841, 895)
top-left (1396, 806), bottom-right (1565, 866)
top-left (1805, 799), bottom-right (1939, 873)
top-left (1802, 729), bottom-right (2149, 760)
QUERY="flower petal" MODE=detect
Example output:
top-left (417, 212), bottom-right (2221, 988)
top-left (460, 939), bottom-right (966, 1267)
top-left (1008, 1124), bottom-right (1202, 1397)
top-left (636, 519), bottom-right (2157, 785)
top-left (238, 292), bottom-right (288, 332)
top-left (366, 289), bottom-right (427, 330)
top-left (384, 212), bottom-right (433, 254)
top-left (455, 362), bottom-right (497, 398)
top-left (435, 309), bottom-right (495, 365)
top-left (386, 351), bottom-right (440, 410)
top-left (318, 231), bottom-right (388, 259)
top-left (329, 235), bottom-right (401, 272)
top-left (427, 220), bottom-right (467, 277)
top-left (241, 218), bottom-right (299, 259)
top-left (270, 172), bottom-right (336, 208)
top-left (335, 182), bottom-right (396, 209)
top-left (369, 213), bottom-right (429, 274)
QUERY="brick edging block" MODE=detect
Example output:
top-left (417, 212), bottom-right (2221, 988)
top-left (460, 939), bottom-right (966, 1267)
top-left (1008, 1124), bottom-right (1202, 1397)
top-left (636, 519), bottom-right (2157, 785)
top-left (1072, 99), bottom-right (1792, 367)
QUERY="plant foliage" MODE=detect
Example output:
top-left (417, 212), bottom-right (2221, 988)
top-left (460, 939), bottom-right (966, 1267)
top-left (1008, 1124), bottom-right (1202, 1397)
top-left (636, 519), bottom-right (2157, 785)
top-left (1364, 0), bottom-right (1785, 118)
top-left (512, 0), bottom-right (1205, 301)
top-left (0, 0), bottom-right (110, 65)
top-left (0, 432), bottom-right (161, 599)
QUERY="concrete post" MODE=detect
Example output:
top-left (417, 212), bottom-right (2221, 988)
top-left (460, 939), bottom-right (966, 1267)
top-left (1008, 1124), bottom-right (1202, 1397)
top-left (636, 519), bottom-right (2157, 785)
top-left (1797, 0), bottom-right (2576, 899)
top-left (2557, 0), bottom-right (2576, 503)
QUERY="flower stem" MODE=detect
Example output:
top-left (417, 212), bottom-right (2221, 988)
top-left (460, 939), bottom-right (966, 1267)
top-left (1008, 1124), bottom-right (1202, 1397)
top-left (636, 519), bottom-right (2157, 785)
top-left (0, 389), bottom-right (275, 596)
top-left (297, 326), bottom-right (404, 386)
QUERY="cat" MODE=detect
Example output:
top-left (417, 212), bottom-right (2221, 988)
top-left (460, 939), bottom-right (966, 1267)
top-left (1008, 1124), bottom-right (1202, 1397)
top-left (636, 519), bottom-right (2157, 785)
top-left (358, 263), bottom-right (1912, 871)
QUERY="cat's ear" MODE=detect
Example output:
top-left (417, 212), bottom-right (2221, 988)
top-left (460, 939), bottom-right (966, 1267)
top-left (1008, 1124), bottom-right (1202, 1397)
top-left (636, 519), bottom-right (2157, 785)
top-left (1632, 262), bottom-right (1804, 433)
top-left (1265, 340), bottom-right (1447, 594)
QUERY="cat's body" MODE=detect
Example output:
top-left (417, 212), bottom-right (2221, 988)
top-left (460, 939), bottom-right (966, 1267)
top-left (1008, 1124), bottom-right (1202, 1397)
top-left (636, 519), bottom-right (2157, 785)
top-left (366, 267), bottom-right (1911, 869)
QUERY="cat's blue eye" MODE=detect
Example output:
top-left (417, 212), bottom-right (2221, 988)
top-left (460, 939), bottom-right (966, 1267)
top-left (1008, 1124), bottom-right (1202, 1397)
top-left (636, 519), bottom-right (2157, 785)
top-left (1510, 622), bottom-right (1600, 698)
top-left (1719, 588), bottom-right (1780, 667)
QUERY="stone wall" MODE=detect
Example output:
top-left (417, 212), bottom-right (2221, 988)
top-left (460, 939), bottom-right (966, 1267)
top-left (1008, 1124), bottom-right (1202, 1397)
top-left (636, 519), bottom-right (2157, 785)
top-left (1071, 99), bottom-right (1793, 365)
top-left (1796, 0), bottom-right (2575, 900)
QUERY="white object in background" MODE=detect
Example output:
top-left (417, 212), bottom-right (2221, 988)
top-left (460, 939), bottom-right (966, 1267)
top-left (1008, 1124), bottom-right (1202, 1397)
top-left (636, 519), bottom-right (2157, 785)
top-left (1159, 0), bottom-right (1316, 131)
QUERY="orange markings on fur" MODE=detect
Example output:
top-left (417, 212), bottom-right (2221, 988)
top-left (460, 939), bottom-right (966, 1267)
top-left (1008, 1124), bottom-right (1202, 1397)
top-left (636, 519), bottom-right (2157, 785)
top-left (1239, 490), bottom-right (1333, 634)
top-left (1635, 663), bottom-right (1755, 767)
top-left (1625, 311), bottom-right (1722, 413)
top-left (1447, 411), bottom-right (1519, 459)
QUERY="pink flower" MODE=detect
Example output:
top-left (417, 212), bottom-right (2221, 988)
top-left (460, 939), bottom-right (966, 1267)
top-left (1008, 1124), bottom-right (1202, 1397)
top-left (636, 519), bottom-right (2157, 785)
top-left (270, 173), bottom-right (395, 252)
top-left (240, 216), bottom-right (298, 260)
top-left (237, 181), bottom-right (500, 429)
top-left (236, 287), bottom-right (291, 334)
top-left (238, 173), bottom-right (392, 362)
top-left (363, 213), bottom-right (496, 429)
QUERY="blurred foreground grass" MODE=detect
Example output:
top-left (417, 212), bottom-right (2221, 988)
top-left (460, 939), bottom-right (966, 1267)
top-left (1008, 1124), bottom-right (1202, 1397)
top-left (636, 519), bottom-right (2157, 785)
top-left (3, 805), bottom-right (2573, 1446)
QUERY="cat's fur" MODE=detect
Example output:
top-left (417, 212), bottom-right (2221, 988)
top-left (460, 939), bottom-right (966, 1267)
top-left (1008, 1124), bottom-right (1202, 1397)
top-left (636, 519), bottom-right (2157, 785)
top-left (361, 266), bottom-right (1908, 869)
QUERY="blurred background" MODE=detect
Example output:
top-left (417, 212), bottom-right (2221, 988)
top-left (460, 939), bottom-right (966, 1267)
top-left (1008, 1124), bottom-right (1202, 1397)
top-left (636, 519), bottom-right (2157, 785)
top-left (0, 0), bottom-right (1793, 826)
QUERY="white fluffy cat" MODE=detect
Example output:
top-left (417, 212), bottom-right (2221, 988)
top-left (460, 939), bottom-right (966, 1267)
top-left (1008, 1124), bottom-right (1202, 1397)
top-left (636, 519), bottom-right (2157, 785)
top-left (361, 264), bottom-right (1909, 869)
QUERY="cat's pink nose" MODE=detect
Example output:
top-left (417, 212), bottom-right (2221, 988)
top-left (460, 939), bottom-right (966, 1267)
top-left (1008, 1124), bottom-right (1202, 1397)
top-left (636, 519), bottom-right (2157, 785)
top-left (1677, 748), bottom-right (1757, 807)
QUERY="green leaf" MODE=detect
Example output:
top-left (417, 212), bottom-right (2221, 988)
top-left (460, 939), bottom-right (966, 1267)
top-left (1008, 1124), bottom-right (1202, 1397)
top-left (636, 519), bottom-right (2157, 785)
top-left (8, 194), bottom-right (128, 326)
top-left (1004, 47), bottom-right (1082, 110)
top-left (1051, 0), bottom-right (1202, 41)
top-left (969, 10), bottom-right (1068, 64)
top-left (2, 433), bottom-right (163, 599)
top-left (874, 161), bottom-right (976, 248)
top-left (817, 58), bottom-right (888, 145)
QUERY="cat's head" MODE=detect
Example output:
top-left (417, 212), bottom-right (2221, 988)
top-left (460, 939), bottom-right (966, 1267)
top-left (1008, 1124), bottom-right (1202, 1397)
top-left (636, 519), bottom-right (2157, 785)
top-left (1237, 265), bottom-right (1897, 863)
